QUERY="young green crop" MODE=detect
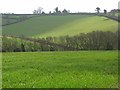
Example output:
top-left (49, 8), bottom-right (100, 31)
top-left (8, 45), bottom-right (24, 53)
top-left (2, 51), bottom-right (118, 88)
top-left (3, 15), bottom-right (118, 37)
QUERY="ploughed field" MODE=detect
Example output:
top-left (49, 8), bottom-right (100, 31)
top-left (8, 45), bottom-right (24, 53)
top-left (2, 51), bottom-right (118, 88)
top-left (2, 15), bottom-right (118, 37)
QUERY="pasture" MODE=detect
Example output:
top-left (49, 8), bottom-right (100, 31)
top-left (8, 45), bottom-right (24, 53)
top-left (2, 51), bottom-right (118, 88)
top-left (2, 15), bottom-right (118, 37)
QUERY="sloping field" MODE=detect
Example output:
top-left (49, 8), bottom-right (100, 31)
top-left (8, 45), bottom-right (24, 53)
top-left (3, 51), bottom-right (118, 88)
top-left (2, 14), bottom-right (34, 26)
top-left (2, 15), bottom-right (118, 37)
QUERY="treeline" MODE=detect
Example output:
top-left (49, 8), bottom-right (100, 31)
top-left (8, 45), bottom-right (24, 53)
top-left (2, 36), bottom-right (67, 52)
top-left (58, 31), bottom-right (118, 50)
top-left (1, 31), bottom-right (119, 52)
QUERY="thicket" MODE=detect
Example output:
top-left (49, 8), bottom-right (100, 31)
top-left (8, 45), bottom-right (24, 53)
top-left (1, 31), bottom-right (119, 52)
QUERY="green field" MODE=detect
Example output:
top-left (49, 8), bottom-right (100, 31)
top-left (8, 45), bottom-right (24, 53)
top-left (2, 14), bottom-right (119, 88)
top-left (2, 51), bottom-right (118, 88)
top-left (2, 14), bottom-right (34, 26)
top-left (3, 15), bottom-right (118, 37)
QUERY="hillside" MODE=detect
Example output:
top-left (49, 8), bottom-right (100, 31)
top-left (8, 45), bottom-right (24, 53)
top-left (2, 14), bottom-right (34, 26)
top-left (2, 15), bottom-right (118, 37)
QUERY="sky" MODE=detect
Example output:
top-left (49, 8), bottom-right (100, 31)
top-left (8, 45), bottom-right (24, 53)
top-left (0, 0), bottom-right (119, 14)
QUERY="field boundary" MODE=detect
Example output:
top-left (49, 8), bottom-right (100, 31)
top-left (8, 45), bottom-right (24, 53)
top-left (2, 35), bottom-right (78, 51)
top-left (98, 14), bottom-right (120, 22)
top-left (2, 16), bottom-right (34, 26)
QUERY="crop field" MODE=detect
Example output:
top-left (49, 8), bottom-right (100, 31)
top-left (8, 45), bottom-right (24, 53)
top-left (2, 14), bottom-right (34, 26)
top-left (2, 15), bottom-right (118, 37)
top-left (2, 51), bottom-right (118, 88)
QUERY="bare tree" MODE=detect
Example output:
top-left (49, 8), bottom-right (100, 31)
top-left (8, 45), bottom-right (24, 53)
top-left (33, 10), bottom-right (38, 14)
top-left (37, 7), bottom-right (43, 14)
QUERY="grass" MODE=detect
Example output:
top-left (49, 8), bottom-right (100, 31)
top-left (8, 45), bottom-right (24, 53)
top-left (2, 18), bottom-right (18, 25)
top-left (3, 15), bottom-right (118, 37)
top-left (2, 51), bottom-right (118, 88)
top-left (2, 14), bottom-right (34, 26)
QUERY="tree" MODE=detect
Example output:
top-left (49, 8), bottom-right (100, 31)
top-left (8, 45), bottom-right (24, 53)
top-left (49, 11), bottom-right (52, 14)
top-left (55, 7), bottom-right (59, 13)
top-left (14, 48), bottom-right (21, 52)
top-left (37, 7), bottom-right (43, 14)
top-left (33, 10), bottom-right (38, 14)
top-left (21, 43), bottom-right (25, 52)
top-left (96, 7), bottom-right (100, 14)
top-left (42, 11), bottom-right (45, 14)
top-left (62, 9), bottom-right (69, 14)
top-left (104, 9), bottom-right (107, 14)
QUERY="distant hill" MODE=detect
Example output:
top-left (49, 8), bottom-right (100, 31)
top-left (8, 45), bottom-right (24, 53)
top-left (2, 15), bottom-right (118, 38)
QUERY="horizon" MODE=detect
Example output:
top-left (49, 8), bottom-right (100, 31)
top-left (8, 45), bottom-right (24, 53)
top-left (0, 0), bottom-right (119, 14)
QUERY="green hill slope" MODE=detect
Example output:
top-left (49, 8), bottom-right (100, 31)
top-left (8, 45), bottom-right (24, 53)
top-left (2, 15), bottom-right (118, 37)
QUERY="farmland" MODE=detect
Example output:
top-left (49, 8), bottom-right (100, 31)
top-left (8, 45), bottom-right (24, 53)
top-left (2, 14), bottom-right (34, 26)
top-left (2, 14), bottom-right (119, 88)
top-left (2, 15), bottom-right (118, 37)
top-left (2, 51), bottom-right (118, 88)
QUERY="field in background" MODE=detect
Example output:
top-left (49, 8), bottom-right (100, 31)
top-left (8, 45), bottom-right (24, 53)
top-left (2, 15), bottom-right (118, 37)
top-left (2, 51), bottom-right (118, 88)
top-left (2, 14), bottom-right (34, 26)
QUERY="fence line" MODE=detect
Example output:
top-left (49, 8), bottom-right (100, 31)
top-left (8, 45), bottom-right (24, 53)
top-left (98, 14), bottom-right (120, 22)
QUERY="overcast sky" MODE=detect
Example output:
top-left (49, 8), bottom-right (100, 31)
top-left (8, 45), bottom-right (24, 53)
top-left (0, 0), bottom-right (119, 14)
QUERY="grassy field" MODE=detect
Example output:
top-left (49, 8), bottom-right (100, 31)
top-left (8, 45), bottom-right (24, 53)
top-left (2, 14), bottom-right (34, 25)
top-left (2, 15), bottom-right (118, 37)
top-left (2, 51), bottom-right (118, 88)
